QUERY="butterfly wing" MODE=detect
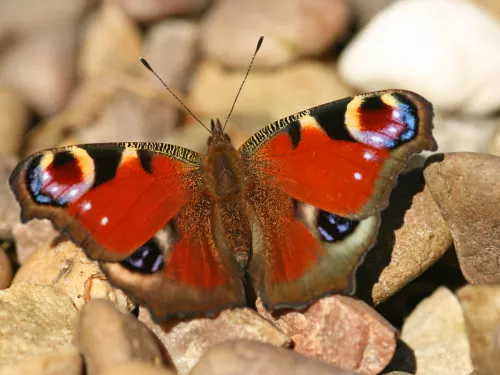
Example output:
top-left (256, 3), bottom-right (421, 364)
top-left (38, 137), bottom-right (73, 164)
top-left (240, 90), bottom-right (436, 309)
top-left (10, 142), bottom-right (246, 320)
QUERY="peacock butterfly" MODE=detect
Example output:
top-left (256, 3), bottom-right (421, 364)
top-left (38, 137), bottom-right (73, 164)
top-left (9, 37), bottom-right (437, 322)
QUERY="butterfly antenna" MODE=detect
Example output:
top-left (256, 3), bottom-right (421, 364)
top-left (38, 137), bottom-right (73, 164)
top-left (222, 36), bottom-right (264, 132)
top-left (140, 57), bottom-right (211, 134)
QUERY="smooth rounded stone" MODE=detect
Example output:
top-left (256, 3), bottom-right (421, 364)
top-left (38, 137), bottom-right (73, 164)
top-left (100, 361), bottom-right (177, 375)
top-left (142, 20), bottom-right (199, 89)
top-left (489, 122), bottom-right (500, 156)
top-left (423, 153), bottom-right (500, 283)
top-left (0, 283), bottom-right (77, 365)
top-left (188, 60), bottom-right (354, 124)
top-left (256, 295), bottom-right (396, 375)
top-left (355, 169), bottom-right (453, 305)
top-left (431, 113), bottom-right (498, 154)
top-left (80, 3), bottom-right (143, 78)
top-left (339, 0), bottom-right (500, 115)
top-left (0, 23), bottom-right (78, 117)
top-left (201, 0), bottom-right (350, 68)
top-left (0, 0), bottom-right (90, 41)
top-left (191, 340), bottom-right (360, 375)
top-left (12, 219), bottom-right (59, 264)
top-left (401, 287), bottom-right (473, 375)
top-left (0, 249), bottom-right (12, 290)
top-left (457, 285), bottom-right (500, 374)
top-left (13, 240), bottom-right (134, 312)
top-left (139, 307), bottom-right (291, 375)
top-left (0, 350), bottom-right (82, 375)
top-left (0, 89), bottom-right (30, 155)
top-left (383, 373), bottom-right (412, 375)
top-left (119, 0), bottom-right (210, 22)
top-left (0, 155), bottom-right (20, 240)
top-left (74, 300), bottom-right (165, 375)
top-left (347, 0), bottom-right (397, 25)
top-left (470, 0), bottom-right (500, 19)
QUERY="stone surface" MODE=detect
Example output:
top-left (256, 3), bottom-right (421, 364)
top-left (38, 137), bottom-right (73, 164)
top-left (119, 0), bottom-right (210, 21)
top-left (457, 285), bottom-right (500, 375)
top-left (0, 0), bottom-right (90, 41)
top-left (142, 20), bottom-right (199, 89)
top-left (0, 350), bottom-right (82, 375)
top-left (0, 283), bottom-right (77, 365)
top-left (0, 156), bottom-right (19, 240)
top-left (74, 299), bottom-right (165, 375)
top-left (356, 169), bottom-right (453, 305)
top-left (0, 89), bottom-right (30, 156)
top-left (191, 340), bottom-right (361, 375)
top-left (0, 249), bottom-right (12, 290)
top-left (489, 122), bottom-right (500, 157)
top-left (201, 0), bottom-right (350, 68)
top-left (140, 307), bottom-right (291, 375)
top-left (13, 240), bottom-right (134, 311)
top-left (401, 287), bottom-right (473, 375)
top-left (339, 0), bottom-right (500, 115)
top-left (470, 0), bottom-right (500, 20)
top-left (0, 23), bottom-right (78, 117)
top-left (12, 219), bottom-right (59, 264)
top-left (100, 362), bottom-right (177, 375)
top-left (257, 296), bottom-right (396, 375)
top-left (189, 60), bottom-right (353, 125)
top-left (80, 3), bottom-right (142, 78)
top-left (347, 0), bottom-right (397, 25)
top-left (423, 153), bottom-right (500, 283)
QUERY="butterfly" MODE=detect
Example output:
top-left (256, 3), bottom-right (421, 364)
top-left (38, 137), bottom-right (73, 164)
top-left (9, 38), bottom-right (437, 322)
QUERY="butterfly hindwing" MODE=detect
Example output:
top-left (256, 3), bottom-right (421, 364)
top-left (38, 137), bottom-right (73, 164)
top-left (9, 142), bottom-right (247, 319)
top-left (240, 90), bottom-right (436, 309)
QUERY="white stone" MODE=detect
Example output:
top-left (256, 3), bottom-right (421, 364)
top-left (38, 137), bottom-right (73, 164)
top-left (339, 0), bottom-right (500, 115)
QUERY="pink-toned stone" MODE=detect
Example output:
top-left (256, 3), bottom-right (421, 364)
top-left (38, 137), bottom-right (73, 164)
top-left (140, 307), bottom-right (291, 375)
top-left (12, 219), bottom-right (59, 264)
top-left (257, 296), bottom-right (397, 375)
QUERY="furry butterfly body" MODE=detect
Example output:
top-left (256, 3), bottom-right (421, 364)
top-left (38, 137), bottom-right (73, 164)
top-left (10, 90), bottom-right (436, 321)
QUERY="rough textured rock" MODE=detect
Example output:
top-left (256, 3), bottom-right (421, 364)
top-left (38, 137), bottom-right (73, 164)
top-left (401, 287), bottom-right (473, 375)
top-left (0, 283), bottom-right (77, 365)
top-left (0, 350), bottom-right (82, 375)
top-left (0, 249), bottom-right (12, 290)
top-left (0, 156), bottom-right (19, 240)
top-left (201, 0), bottom-right (350, 68)
top-left (142, 20), bottom-right (199, 89)
top-left (12, 219), bottom-right (59, 264)
top-left (140, 307), bottom-right (291, 375)
top-left (191, 340), bottom-right (361, 375)
top-left (424, 153), bottom-right (500, 283)
top-left (74, 300), bottom-right (165, 375)
top-left (119, 0), bottom-right (210, 21)
top-left (257, 296), bottom-right (397, 375)
top-left (457, 285), bottom-right (500, 375)
top-left (100, 362), bottom-right (177, 375)
top-left (0, 23), bottom-right (78, 116)
top-left (80, 3), bottom-right (142, 78)
top-left (356, 169), bottom-right (453, 305)
top-left (189, 60), bottom-right (353, 124)
top-left (13, 240), bottom-right (134, 311)
top-left (339, 0), bottom-right (500, 115)
top-left (0, 89), bottom-right (30, 156)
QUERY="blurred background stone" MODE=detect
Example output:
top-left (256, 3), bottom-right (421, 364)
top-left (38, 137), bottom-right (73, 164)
top-left (201, 0), bottom-right (351, 68)
top-left (339, 0), bottom-right (500, 116)
top-left (0, 156), bottom-right (20, 240)
top-left (119, 0), bottom-right (210, 22)
top-left (0, 89), bottom-right (29, 156)
top-left (401, 287), bottom-right (473, 375)
top-left (12, 219), bottom-right (58, 263)
top-left (0, 247), bottom-right (12, 290)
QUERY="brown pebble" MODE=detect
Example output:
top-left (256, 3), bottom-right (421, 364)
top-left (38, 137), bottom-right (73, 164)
top-left (424, 152), bottom-right (500, 283)
top-left (257, 295), bottom-right (396, 375)
top-left (13, 240), bottom-right (134, 311)
top-left (457, 284), bottom-right (500, 375)
top-left (0, 89), bottom-right (30, 156)
top-left (74, 299), bottom-right (165, 375)
top-left (0, 156), bottom-right (19, 240)
top-left (99, 361), bottom-right (177, 375)
top-left (140, 307), bottom-right (291, 375)
top-left (0, 248), bottom-right (12, 290)
top-left (191, 340), bottom-right (361, 375)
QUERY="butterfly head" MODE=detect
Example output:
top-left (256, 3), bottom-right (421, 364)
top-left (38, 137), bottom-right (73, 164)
top-left (208, 118), bottom-right (231, 146)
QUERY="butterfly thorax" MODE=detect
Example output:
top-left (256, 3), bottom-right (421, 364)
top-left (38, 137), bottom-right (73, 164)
top-left (204, 121), bottom-right (252, 268)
